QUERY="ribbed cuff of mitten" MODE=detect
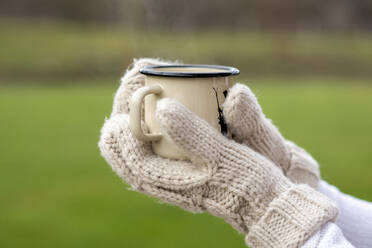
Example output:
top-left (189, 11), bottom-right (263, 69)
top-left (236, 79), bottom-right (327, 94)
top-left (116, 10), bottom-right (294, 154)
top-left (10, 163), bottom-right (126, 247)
top-left (245, 184), bottom-right (338, 248)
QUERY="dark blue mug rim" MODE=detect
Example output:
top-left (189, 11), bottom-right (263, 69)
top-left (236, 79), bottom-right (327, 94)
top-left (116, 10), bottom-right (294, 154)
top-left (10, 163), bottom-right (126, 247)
top-left (139, 64), bottom-right (240, 78)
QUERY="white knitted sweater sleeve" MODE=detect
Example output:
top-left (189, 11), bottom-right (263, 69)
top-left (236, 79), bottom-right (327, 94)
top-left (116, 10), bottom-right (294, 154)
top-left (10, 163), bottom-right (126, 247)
top-left (302, 222), bottom-right (354, 248)
top-left (302, 180), bottom-right (372, 248)
top-left (318, 180), bottom-right (372, 248)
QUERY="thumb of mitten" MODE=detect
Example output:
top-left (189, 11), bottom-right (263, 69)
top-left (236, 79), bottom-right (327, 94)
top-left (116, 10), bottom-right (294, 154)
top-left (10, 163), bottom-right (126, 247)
top-left (223, 83), bottom-right (320, 188)
top-left (223, 83), bottom-right (291, 171)
top-left (156, 98), bottom-right (225, 173)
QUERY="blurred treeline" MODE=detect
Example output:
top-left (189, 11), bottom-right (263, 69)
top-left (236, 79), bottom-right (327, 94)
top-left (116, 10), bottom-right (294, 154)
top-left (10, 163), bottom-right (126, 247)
top-left (1, 0), bottom-right (372, 84)
top-left (1, 0), bottom-right (372, 32)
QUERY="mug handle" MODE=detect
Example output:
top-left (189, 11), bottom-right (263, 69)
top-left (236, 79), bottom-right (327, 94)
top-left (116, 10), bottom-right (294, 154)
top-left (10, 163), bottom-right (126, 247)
top-left (129, 84), bottom-right (163, 141)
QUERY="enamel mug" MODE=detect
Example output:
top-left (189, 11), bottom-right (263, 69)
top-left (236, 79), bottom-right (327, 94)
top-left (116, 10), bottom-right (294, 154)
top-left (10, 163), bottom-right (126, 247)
top-left (129, 64), bottom-right (239, 160)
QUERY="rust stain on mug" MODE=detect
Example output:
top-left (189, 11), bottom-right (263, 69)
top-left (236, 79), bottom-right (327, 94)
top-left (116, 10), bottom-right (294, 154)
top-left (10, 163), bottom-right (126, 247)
top-left (213, 87), bottom-right (228, 136)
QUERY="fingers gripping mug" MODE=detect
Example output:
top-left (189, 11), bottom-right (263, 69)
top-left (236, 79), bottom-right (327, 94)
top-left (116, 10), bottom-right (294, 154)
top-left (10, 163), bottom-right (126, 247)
top-left (129, 64), bottom-right (239, 160)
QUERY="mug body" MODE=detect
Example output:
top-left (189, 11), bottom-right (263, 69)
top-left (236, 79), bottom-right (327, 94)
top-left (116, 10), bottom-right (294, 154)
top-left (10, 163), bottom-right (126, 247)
top-left (141, 65), bottom-right (239, 160)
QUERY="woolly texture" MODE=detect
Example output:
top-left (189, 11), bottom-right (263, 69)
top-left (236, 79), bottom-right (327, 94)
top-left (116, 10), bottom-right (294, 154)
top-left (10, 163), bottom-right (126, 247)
top-left (223, 83), bottom-right (320, 188)
top-left (99, 58), bottom-right (337, 247)
top-left (113, 59), bottom-right (320, 189)
top-left (99, 91), bottom-right (338, 248)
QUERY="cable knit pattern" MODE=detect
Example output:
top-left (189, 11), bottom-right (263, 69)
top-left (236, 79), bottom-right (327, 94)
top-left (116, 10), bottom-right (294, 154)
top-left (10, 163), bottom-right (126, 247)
top-left (99, 96), bottom-right (338, 247)
top-left (112, 59), bottom-right (320, 189)
top-left (98, 58), bottom-right (338, 247)
top-left (223, 83), bottom-right (320, 188)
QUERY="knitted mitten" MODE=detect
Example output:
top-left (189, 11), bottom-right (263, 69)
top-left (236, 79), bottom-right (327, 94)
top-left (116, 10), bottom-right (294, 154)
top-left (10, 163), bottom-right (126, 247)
top-left (223, 83), bottom-right (320, 189)
top-left (99, 96), bottom-right (338, 247)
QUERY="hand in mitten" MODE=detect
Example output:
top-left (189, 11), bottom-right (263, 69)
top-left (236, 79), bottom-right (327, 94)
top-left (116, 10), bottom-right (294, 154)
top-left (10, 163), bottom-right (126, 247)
top-left (223, 84), bottom-right (320, 189)
top-left (99, 67), bottom-right (338, 247)
top-left (114, 59), bottom-right (320, 189)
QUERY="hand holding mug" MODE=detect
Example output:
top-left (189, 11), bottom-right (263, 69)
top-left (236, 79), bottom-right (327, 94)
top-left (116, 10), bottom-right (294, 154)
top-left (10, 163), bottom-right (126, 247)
top-left (129, 64), bottom-right (239, 160)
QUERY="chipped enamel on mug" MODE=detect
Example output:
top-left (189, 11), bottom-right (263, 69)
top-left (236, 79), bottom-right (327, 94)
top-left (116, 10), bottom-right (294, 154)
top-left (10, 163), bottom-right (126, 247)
top-left (129, 64), bottom-right (239, 160)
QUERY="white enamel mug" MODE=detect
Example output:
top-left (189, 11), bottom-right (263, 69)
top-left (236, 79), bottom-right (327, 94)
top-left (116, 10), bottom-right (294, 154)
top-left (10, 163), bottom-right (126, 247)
top-left (129, 64), bottom-right (239, 160)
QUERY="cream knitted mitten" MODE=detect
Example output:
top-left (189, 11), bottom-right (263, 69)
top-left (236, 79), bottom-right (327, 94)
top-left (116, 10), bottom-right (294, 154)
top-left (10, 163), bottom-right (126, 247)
top-left (99, 98), bottom-right (338, 247)
top-left (223, 83), bottom-right (320, 189)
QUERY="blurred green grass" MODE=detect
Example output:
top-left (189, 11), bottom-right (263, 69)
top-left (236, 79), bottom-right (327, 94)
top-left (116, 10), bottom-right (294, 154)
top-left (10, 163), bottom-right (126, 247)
top-left (1, 79), bottom-right (371, 248)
